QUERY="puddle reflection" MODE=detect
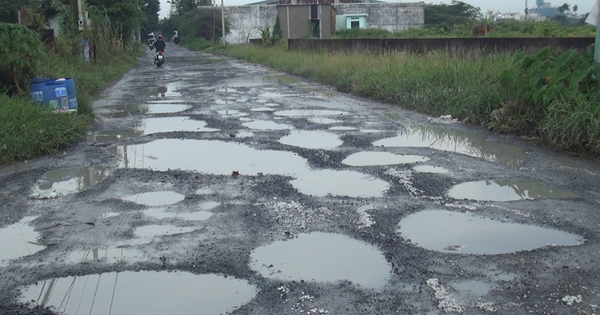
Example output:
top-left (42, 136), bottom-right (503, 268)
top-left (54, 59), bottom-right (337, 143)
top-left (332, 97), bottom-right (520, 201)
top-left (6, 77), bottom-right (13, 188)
top-left (274, 109), bottom-right (348, 117)
top-left (135, 117), bottom-right (219, 135)
top-left (143, 208), bottom-right (213, 221)
top-left (397, 210), bottom-right (583, 254)
top-left (279, 130), bottom-right (343, 149)
top-left (124, 191), bottom-right (185, 207)
top-left (101, 104), bottom-right (192, 116)
top-left (447, 180), bottom-right (581, 201)
top-left (242, 120), bottom-right (292, 130)
top-left (0, 216), bottom-right (45, 267)
top-left (342, 152), bottom-right (430, 166)
top-left (291, 170), bottom-right (389, 197)
top-left (20, 271), bottom-right (257, 315)
top-left (91, 129), bottom-right (143, 142)
top-left (64, 247), bottom-right (145, 264)
top-left (34, 166), bottom-right (109, 196)
top-left (373, 125), bottom-right (528, 167)
top-left (250, 232), bottom-right (391, 290)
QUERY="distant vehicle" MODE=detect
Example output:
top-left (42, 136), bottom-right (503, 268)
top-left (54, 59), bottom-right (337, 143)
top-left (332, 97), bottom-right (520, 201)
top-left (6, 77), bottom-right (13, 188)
top-left (147, 33), bottom-right (156, 50)
top-left (173, 31), bottom-right (180, 45)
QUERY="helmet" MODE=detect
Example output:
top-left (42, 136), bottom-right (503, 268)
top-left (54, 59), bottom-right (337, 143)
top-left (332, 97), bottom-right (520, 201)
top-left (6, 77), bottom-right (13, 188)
top-left (158, 34), bottom-right (162, 39)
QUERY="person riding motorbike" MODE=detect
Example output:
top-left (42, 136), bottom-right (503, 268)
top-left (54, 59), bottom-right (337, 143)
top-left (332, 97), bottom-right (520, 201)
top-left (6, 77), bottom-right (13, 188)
top-left (154, 34), bottom-right (166, 55)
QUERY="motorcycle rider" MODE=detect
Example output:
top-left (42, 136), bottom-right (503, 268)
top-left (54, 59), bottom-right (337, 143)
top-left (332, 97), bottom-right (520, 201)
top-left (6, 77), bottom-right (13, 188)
top-left (154, 34), bottom-right (166, 58)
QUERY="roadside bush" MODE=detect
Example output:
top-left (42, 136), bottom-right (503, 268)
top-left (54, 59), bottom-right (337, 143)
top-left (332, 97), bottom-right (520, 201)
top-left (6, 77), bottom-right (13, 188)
top-left (0, 23), bottom-right (46, 95)
top-left (183, 37), bottom-right (214, 51)
top-left (497, 45), bottom-right (600, 155)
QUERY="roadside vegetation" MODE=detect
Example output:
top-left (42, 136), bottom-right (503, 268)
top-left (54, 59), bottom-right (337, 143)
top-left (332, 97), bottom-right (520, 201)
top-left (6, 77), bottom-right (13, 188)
top-left (0, 0), bottom-right (149, 164)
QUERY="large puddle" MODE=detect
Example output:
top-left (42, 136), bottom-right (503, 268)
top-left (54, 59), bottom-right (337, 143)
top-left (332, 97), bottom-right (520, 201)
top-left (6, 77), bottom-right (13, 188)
top-left (124, 191), bottom-right (185, 206)
top-left (34, 166), bottom-right (109, 196)
top-left (242, 120), bottom-right (292, 130)
top-left (250, 232), bottom-right (391, 290)
top-left (64, 247), bottom-right (145, 264)
top-left (290, 170), bottom-right (389, 198)
top-left (447, 180), bottom-right (581, 201)
top-left (397, 210), bottom-right (583, 255)
top-left (135, 117), bottom-right (219, 135)
top-left (91, 129), bottom-right (144, 141)
top-left (0, 216), bottom-right (45, 267)
top-left (373, 125), bottom-right (528, 167)
top-left (342, 152), bottom-right (430, 166)
top-left (114, 139), bottom-right (308, 176)
top-left (101, 104), bottom-right (192, 115)
top-left (279, 130), bottom-right (343, 149)
top-left (19, 271), bottom-right (258, 315)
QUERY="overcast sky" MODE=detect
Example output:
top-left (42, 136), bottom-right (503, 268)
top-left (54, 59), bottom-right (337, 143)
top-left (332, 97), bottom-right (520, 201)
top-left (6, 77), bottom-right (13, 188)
top-left (159, 0), bottom-right (595, 19)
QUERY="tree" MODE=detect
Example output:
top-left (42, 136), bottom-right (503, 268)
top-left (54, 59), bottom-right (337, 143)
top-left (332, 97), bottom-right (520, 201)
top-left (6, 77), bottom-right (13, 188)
top-left (170, 0), bottom-right (212, 16)
top-left (572, 5), bottom-right (578, 14)
top-left (272, 15), bottom-right (282, 40)
top-left (0, 0), bottom-right (29, 23)
top-left (557, 3), bottom-right (570, 15)
top-left (424, 1), bottom-right (482, 26)
top-left (141, 0), bottom-right (160, 39)
top-left (178, 7), bottom-right (225, 40)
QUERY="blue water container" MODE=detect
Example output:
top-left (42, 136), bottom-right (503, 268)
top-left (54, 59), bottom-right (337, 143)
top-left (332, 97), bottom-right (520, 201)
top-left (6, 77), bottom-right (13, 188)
top-left (46, 77), bottom-right (77, 112)
top-left (30, 77), bottom-right (46, 103)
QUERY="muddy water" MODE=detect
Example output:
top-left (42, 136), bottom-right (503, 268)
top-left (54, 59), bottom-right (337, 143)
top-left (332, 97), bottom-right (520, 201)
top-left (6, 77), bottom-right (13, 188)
top-left (290, 170), bottom-right (390, 198)
top-left (124, 191), bottom-right (185, 206)
top-left (274, 109), bottom-right (348, 117)
top-left (447, 180), bottom-right (581, 201)
top-left (34, 166), bottom-right (109, 196)
top-left (135, 117), bottom-right (220, 135)
top-left (373, 125), bottom-right (528, 167)
top-left (114, 139), bottom-right (309, 176)
top-left (397, 210), bottom-right (583, 255)
top-left (250, 232), bottom-right (391, 290)
top-left (19, 272), bottom-right (258, 315)
top-left (143, 207), bottom-right (213, 221)
top-left (451, 280), bottom-right (491, 296)
top-left (63, 247), bottom-right (146, 264)
top-left (91, 129), bottom-right (144, 141)
top-left (279, 130), bottom-right (343, 149)
top-left (342, 152), bottom-right (430, 166)
top-left (0, 216), bottom-right (45, 267)
top-left (100, 104), bottom-right (192, 115)
top-left (242, 120), bottom-right (292, 130)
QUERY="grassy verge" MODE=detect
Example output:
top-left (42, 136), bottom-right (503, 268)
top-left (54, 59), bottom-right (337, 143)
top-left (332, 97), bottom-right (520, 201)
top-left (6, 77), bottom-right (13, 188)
top-left (205, 42), bottom-right (600, 158)
top-left (0, 43), bottom-right (143, 164)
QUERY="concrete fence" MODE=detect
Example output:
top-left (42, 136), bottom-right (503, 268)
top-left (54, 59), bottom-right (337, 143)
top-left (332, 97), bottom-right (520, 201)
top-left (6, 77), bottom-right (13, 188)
top-left (286, 37), bottom-right (595, 54)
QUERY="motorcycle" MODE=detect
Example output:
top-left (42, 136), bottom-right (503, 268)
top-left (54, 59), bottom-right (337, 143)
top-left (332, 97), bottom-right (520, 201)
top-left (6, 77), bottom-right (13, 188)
top-left (148, 40), bottom-right (155, 50)
top-left (154, 51), bottom-right (165, 67)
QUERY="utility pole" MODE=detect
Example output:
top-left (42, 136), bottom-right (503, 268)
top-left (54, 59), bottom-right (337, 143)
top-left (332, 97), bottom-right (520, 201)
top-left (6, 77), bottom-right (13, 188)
top-left (77, 0), bottom-right (90, 62)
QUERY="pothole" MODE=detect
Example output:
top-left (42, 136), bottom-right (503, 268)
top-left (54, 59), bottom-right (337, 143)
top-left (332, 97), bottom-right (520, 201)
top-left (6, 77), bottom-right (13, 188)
top-left (250, 232), bottom-right (391, 290)
top-left (242, 120), bottom-right (292, 130)
top-left (32, 166), bottom-right (109, 197)
top-left (274, 109), bottom-right (348, 117)
top-left (101, 212), bottom-right (120, 218)
top-left (135, 117), bottom-right (220, 135)
top-left (279, 130), bottom-right (343, 149)
top-left (91, 129), bottom-right (143, 141)
top-left (217, 109), bottom-right (249, 117)
top-left (290, 170), bottom-right (389, 198)
top-left (19, 271), bottom-right (258, 315)
top-left (342, 152), bottom-right (430, 166)
top-left (373, 125), bottom-right (528, 167)
top-left (124, 191), bottom-right (185, 207)
top-left (114, 139), bottom-right (308, 176)
top-left (306, 117), bottom-right (340, 124)
top-left (413, 165), bottom-right (450, 174)
top-left (397, 210), bottom-right (583, 255)
top-left (100, 104), bottom-right (192, 115)
top-left (0, 216), bottom-right (45, 267)
top-left (250, 107), bottom-right (276, 112)
top-left (218, 74), bottom-right (299, 87)
top-left (447, 180), bottom-right (581, 201)
top-left (451, 280), bottom-right (491, 297)
top-left (329, 126), bottom-right (357, 131)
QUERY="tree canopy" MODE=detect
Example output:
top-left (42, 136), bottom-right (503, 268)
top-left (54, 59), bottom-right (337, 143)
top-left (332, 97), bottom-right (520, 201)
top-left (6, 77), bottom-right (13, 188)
top-left (424, 1), bottom-right (482, 26)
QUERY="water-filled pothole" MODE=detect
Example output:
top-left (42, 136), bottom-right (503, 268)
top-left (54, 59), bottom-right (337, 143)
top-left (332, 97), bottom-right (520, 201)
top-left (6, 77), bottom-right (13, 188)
top-left (373, 125), bottom-right (528, 167)
top-left (274, 109), bottom-right (348, 117)
top-left (242, 120), bottom-right (292, 130)
top-left (19, 271), bottom-right (258, 315)
top-left (34, 166), bottom-right (109, 196)
top-left (397, 210), bottom-right (583, 255)
top-left (0, 216), bottom-right (45, 267)
top-left (306, 117), bottom-right (340, 124)
top-left (291, 170), bottom-right (389, 198)
top-left (279, 130), bottom-right (343, 149)
top-left (329, 126), bottom-right (357, 131)
top-left (219, 75), bottom-right (299, 87)
top-left (143, 208), bottom-right (213, 221)
top-left (447, 180), bottom-right (581, 201)
top-left (250, 232), bottom-right (391, 290)
top-left (101, 104), bottom-right (192, 115)
top-left (64, 247), bottom-right (145, 264)
top-left (217, 109), bottom-right (249, 117)
top-left (114, 139), bottom-right (308, 175)
top-left (250, 107), bottom-right (276, 112)
top-left (136, 117), bottom-right (219, 135)
top-left (413, 165), bottom-right (450, 174)
top-left (451, 280), bottom-right (491, 296)
top-left (342, 152), bottom-right (430, 166)
top-left (124, 191), bottom-right (185, 206)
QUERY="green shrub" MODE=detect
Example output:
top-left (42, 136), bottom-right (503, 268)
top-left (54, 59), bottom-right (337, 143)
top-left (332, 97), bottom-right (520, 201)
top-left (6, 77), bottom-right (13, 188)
top-left (0, 23), bottom-right (46, 95)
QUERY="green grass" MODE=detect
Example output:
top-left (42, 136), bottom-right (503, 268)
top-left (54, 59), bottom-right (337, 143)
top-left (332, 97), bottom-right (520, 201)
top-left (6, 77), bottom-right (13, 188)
top-left (206, 41), bottom-right (600, 158)
top-left (0, 42), bottom-right (142, 164)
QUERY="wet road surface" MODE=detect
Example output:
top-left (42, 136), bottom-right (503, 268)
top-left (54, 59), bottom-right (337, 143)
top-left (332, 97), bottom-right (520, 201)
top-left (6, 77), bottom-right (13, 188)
top-left (1, 45), bottom-right (600, 314)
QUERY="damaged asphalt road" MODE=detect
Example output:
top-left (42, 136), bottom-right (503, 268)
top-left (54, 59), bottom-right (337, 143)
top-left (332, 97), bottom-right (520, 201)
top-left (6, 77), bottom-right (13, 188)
top-left (1, 45), bottom-right (600, 315)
